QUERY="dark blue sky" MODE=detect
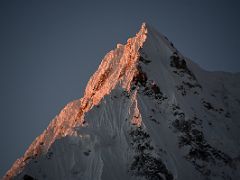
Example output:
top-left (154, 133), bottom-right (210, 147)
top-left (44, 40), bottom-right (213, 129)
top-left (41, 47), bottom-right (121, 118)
top-left (0, 0), bottom-right (240, 176)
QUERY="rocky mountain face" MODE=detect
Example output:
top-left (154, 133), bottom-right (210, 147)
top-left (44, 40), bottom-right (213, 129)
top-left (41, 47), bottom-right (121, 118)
top-left (4, 23), bottom-right (240, 180)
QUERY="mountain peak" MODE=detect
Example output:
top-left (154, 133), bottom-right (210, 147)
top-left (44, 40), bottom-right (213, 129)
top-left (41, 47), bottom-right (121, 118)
top-left (139, 22), bottom-right (154, 34)
top-left (139, 22), bottom-right (148, 33)
top-left (5, 23), bottom-right (240, 180)
top-left (4, 23), bottom-right (179, 179)
top-left (81, 23), bottom-right (150, 107)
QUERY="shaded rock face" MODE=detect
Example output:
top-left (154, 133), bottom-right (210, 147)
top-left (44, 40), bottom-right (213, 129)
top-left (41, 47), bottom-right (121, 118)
top-left (129, 126), bottom-right (173, 180)
top-left (4, 23), bottom-right (240, 180)
top-left (171, 106), bottom-right (233, 178)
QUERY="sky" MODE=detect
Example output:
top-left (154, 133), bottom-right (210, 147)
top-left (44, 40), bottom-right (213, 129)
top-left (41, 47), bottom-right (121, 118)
top-left (0, 0), bottom-right (240, 176)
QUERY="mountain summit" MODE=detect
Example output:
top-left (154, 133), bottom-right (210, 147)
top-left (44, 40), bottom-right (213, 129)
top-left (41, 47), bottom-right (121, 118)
top-left (5, 23), bottom-right (240, 180)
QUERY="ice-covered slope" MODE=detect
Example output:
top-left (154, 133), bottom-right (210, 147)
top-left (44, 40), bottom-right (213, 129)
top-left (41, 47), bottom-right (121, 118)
top-left (4, 23), bottom-right (240, 180)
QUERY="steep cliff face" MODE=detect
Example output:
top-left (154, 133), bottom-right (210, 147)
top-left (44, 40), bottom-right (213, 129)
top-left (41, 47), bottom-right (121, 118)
top-left (5, 23), bottom-right (240, 180)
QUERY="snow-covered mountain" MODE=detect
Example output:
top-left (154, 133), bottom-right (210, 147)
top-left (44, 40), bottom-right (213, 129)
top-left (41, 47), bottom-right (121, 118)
top-left (4, 23), bottom-right (240, 180)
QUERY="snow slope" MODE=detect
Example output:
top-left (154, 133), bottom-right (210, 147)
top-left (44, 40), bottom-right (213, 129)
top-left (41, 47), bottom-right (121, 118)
top-left (4, 23), bottom-right (240, 180)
